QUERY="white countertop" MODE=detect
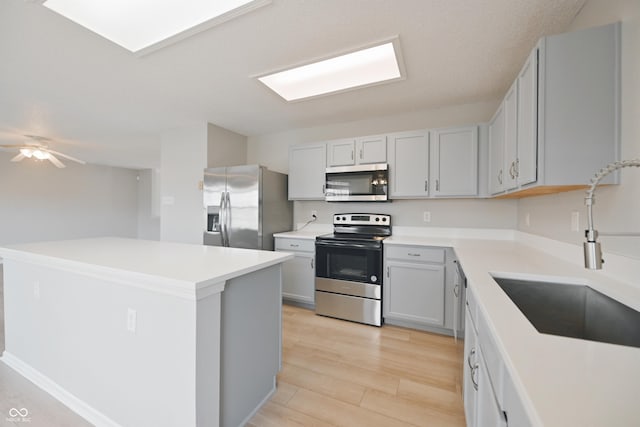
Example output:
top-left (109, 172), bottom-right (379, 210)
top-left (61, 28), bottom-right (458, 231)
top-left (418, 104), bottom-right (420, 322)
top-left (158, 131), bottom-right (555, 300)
top-left (385, 231), bottom-right (640, 426)
top-left (273, 230), bottom-right (327, 240)
top-left (0, 237), bottom-right (293, 298)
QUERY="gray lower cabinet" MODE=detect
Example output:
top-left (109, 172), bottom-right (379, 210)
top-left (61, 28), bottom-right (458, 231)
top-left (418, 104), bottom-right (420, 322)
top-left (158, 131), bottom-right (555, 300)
top-left (464, 286), bottom-right (531, 427)
top-left (275, 237), bottom-right (315, 306)
top-left (384, 245), bottom-right (462, 333)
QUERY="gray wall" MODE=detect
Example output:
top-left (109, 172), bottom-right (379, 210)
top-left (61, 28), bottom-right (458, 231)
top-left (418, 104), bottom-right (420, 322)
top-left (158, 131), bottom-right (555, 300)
top-left (207, 123), bottom-right (247, 168)
top-left (160, 124), bottom-right (208, 244)
top-left (137, 169), bottom-right (160, 240)
top-left (0, 151), bottom-right (138, 245)
top-left (517, 0), bottom-right (640, 259)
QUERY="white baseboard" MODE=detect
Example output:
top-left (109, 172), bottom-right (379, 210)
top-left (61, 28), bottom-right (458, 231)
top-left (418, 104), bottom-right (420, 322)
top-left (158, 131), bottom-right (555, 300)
top-left (1, 351), bottom-right (121, 427)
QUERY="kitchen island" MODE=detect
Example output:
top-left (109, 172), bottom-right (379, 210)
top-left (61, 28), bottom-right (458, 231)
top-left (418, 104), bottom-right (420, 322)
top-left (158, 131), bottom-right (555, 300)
top-left (0, 237), bottom-right (293, 427)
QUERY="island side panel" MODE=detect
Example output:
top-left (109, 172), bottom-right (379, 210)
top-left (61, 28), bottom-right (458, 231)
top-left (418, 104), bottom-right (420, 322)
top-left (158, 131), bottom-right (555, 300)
top-left (2, 259), bottom-right (199, 427)
top-left (196, 289), bottom-right (222, 427)
top-left (220, 264), bottom-right (282, 427)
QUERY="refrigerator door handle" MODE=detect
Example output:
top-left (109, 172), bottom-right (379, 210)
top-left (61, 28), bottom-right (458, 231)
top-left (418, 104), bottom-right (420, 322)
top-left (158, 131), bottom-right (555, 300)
top-left (224, 191), bottom-right (231, 247)
top-left (220, 192), bottom-right (228, 247)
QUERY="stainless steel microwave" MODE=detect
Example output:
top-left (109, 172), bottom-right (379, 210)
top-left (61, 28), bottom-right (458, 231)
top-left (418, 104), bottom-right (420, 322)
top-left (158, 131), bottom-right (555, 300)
top-left (325, 163), bottom-right (389, 202)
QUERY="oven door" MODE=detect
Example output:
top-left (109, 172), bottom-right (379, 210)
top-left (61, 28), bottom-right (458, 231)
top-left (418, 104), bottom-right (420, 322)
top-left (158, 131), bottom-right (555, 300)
top-left (315, 240), bottom-right (382, 285)
top-left (325, 164), bottom-right (388, 202)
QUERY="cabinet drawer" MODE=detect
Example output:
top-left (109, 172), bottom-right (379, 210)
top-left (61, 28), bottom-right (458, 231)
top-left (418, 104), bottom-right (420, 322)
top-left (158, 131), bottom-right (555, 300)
top-left (275, 238), bottom-right (315, 252)
top-left (478, 307), bottom-right (505, 408)
top-left (386, 245), bottom-right (445, 263)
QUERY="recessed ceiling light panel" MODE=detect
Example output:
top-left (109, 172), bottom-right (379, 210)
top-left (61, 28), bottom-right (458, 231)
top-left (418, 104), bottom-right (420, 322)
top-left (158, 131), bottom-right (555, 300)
top-left (257, 40), bottom-right (405, 101)
top-left (42, 0), bottom-right (271, 54)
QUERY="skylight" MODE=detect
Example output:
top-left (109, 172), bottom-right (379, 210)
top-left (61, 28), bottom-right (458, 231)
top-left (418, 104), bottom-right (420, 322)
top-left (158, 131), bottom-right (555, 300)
top-left (42, 0), bottom-right (271, 55)
top-left (257, 41), bottom-right (404, 101)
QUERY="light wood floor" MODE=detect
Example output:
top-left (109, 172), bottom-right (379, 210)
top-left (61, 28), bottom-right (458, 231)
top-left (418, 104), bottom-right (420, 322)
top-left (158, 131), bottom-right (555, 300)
top-left (248, 304), bottom-right (466, 427)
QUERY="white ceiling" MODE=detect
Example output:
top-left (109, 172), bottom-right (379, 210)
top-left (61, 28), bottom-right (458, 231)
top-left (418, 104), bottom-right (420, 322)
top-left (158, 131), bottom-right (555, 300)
top-left (0, 0), bottom-right (586, 169)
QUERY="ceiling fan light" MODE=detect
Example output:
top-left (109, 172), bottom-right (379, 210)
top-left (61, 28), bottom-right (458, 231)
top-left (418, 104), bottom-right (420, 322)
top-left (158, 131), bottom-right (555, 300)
top-left (32, 150), bottom-right (50, 160)
top-left (20, 148), bottom-right (33, 158)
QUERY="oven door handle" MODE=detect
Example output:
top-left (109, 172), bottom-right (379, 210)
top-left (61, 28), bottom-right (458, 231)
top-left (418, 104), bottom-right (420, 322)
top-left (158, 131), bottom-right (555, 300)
top-left (315, 240), bottom-right (381, 250)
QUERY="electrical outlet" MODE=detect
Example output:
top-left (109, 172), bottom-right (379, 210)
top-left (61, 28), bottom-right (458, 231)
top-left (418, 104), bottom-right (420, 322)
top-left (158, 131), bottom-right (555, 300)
top-left (423, 211), bottom-right (431, 223)
top-left (34, 281), bottom-right (40, 299)
top-left (311, 210), bottom-right (317, 218)
top-left (127, 308), bottom-right (137, 333)
top-left (571, 211), bottom-right (580, 232)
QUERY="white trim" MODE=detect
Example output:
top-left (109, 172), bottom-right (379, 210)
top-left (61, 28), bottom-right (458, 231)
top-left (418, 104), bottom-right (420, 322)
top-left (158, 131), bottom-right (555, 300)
top-left (1, 352), bottom-right (121, 427)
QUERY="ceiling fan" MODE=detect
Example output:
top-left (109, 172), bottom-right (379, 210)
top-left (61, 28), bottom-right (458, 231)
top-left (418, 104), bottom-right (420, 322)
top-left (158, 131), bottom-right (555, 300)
top-left (0, 135), bottom-right (86, 168)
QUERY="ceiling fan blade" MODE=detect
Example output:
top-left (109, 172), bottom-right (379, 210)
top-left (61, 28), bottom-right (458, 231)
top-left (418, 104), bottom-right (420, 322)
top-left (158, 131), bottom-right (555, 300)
top-left (47, 153), bottom-right (66, 168)
top-left (10, 153), bottom-right (25, 162)
top-left (47, 149), bottom-right (86, 165)
top-left (0, 144), bottom-right (27, 150)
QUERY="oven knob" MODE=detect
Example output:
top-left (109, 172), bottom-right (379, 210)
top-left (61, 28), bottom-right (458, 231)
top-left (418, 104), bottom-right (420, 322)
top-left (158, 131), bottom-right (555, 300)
top-left (375, 217), bottom-right (380, 222)
top-left (371, 275), bottom-right (378, 283)
top-left (382, 217), bottom-right (387, 222)
top-left (342, 216), bottom-right (347, 221)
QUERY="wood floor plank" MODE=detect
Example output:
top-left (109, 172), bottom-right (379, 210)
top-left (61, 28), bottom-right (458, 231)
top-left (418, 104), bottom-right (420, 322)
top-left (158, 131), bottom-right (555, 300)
top-left (278, 363), bottom-right (367, 405)
top-left (360, 388), bottom-right (467, 427)
top-left (247, 401), bottom-right (335, 427)
top-left (286, 388), bottom-right (414, 427)
top-left (271, 380), bottom-right (299, 405)
top-left (397, 378), bottom-right (465, 414)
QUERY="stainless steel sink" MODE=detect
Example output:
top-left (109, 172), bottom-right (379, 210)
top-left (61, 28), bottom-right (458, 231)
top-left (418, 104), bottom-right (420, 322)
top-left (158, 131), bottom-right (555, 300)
top-left (492, 277), bottom-right (640, 348)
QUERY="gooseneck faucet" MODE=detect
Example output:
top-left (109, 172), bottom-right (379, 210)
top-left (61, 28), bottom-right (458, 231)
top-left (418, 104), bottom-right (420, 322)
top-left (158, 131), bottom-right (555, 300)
top-left (584, 158), bottom-right (640, 269)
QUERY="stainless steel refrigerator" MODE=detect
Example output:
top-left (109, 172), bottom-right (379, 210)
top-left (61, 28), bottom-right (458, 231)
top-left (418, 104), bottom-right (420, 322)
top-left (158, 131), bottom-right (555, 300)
top-left (203, 165), bottom-right (292, 250)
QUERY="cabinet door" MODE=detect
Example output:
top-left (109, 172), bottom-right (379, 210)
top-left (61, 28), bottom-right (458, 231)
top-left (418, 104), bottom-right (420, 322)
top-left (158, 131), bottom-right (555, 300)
top-left (516, 49), bottom-right (538, 187)
top-left (488, 105), bottom-right (505, 195)
top-left (477, 348), bottom-right (508, 427)
top-left (384, 261), bottom-right (445, 326)
top-left (280, 252), bottom-right (315, 305)
top-left (504, 83), bottom-right (519, 191)
top-left (288, 143), bottom-right (327, 200)
top-left (463, 306), bottom-right (478, 427)
top-left (327, 139), bottom-right (356, 166)
top-left (387, 131), bottom-right (429, 198)
top-left (430, 126), bottom-right (478, 197)
top-left (357, 135), bottom-right (387, 164)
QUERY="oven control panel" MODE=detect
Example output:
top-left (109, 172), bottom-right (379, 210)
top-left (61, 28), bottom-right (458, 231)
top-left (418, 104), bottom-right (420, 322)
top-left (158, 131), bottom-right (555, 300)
top-left (333, 213), bottom-right (391, 226)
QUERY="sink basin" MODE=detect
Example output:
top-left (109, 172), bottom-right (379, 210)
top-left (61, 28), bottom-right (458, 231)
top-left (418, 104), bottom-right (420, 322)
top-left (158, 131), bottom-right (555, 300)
top-left (492, 277), bottom-right (640, 349)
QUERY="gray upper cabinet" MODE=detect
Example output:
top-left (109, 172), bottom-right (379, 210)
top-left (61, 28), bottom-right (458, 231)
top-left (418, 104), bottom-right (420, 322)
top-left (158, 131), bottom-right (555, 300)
top-left (488, 104), bottom-right (505, 195)
top-left (327, 136), bottom-right (387, 166)
top-left (357, 135), bottom-right (387, 164)
top-left (327, 138), bottom-right (356, 166)
top-left (430, 125), bottom-right (479, 197)
top-left (288, 142), bottom-right (327, 200)
top-left (490, 22), bottom-right (621, 197)
top-left (387, 131), bottom-right (430, 198)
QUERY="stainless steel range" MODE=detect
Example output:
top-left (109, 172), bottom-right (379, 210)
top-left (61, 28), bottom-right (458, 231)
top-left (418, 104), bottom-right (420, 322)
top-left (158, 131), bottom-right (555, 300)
top-left (315, 213), bottom-right (391, 326)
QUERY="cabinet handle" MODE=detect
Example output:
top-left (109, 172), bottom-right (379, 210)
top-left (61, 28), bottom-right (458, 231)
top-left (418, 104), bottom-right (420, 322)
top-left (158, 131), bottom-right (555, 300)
top-left (407, 253), bottom-right (421, 257)
top-left (359, 149), bottom-right (363, 159)
top-left (471, 364), bottom-right (479, 391)
top-left (424, 180), bottom-right (428, 192)
top-left (290, 244), bottom-right (299, 248)
top-left (509, 161), bottom-right (516, 179)
top-left (351, 151), bottom-right (354, 160)
top-left (311, 258), bottom-right (314, 269)
top-left (467, 347), bottom-right (476, 369)
top-left (386, 266), bottom-right (390, 278)
top-left (322, 184), bottom-right (326, 194)
top-left (515, 158), bottom-right (520, 177)
top-left (454, 284), bottom-right (460, 297)
top-left (498, 169), bottom-right (503, 185)
top-left (435, 179), bottom-right (440, 191)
